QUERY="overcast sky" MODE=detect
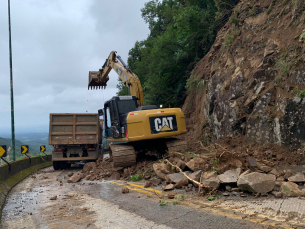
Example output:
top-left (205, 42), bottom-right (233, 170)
top-left (0, 0), bottom-right (149, 134)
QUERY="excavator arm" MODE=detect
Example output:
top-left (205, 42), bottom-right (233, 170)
top-left (88, 51), bottom-right (144, 107)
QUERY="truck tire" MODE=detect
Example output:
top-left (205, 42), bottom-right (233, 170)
top-left (53, 161), bottom-right (60, 170)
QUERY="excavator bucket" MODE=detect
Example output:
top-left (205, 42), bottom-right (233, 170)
top-left (88, 71), bottom-right (109, 90)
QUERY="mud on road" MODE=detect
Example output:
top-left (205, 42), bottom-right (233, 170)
top-left (1, 166), bottom-right (265, 229)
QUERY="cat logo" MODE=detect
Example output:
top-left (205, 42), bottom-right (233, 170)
top-left (149, 115), bottom-right (178, 134)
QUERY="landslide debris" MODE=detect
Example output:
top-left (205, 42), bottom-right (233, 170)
top-left (182, 0), bottom-right (305, 151)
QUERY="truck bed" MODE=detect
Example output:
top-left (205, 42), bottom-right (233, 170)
top-left (49, 113), bottom-right (101, 145)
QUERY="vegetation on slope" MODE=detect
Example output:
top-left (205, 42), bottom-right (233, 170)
top-left (117, 0), bottom-right (239, 107)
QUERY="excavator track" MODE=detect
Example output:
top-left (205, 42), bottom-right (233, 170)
top-left (164, 138), bottom-right (188, 152)
top-left (109, 144), bottom-right (137, 167)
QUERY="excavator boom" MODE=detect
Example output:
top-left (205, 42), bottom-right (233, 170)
top-left (88, 51), bottom-right (144, 106)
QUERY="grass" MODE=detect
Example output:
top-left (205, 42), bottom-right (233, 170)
top-left (211, 158), bottom-right (219, 165)
top-left (177, 193), bottom-right (184, 201)
top-left (159, 200), bottom-right (169, 206)
top-left (249, 8), bottom-right (255, 16)
top-left (231, 16), bottom-right (238, 24)
top-left (224, 34), bottom-right (234, 50)
top-left (207, 195), bottom-right (220, 201)
top-left (275, 76), bottom-right (281, 83)
top-left (211, 167), bottom-right (218, 174)
top-left (267, 6), bottom-right (272, 14)
top-left (254, 114), bottom-right (260, 120)
top-left (130, 174), bottom-right (142, 182)
top-left (300, 33), bottom-right (305, 40)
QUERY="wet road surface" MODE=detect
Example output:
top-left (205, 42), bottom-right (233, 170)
top-left (1, 166), bottom-right (266, 229)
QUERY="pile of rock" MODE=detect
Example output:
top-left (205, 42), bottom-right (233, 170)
top-left (153, 156), bottom-right (305, 198)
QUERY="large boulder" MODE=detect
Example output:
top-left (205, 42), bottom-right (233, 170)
top-left (186, 157), bottom-right (207, 171)
top-left (237, 172), bottom-right (276, 193)
top-left (218, 168), bottom-right (241, 184)
top-left (280, 182), bottom-right (305, 197)
top-left (153, 163), bottom-right (172, 180)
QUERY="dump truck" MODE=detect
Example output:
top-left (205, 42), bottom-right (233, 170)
top-left (88, 51), bottom-right (187, 167)
top-left (49, 113), bottom-right (102, 170)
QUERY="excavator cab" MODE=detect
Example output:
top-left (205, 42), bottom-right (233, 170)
top-left (103, 96), bottom-right (138, 139)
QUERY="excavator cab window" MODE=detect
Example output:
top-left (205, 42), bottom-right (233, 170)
top-left (103, 96), bottom-right (138, 139)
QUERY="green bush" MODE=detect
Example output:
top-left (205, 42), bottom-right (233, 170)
top-left (130, 174), bottom-right (143, 182)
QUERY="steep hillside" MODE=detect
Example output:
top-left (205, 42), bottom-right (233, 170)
top-left (183, 0), bottom-right (305, 150)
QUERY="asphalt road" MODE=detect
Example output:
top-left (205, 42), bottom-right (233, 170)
top-left (1, 166), bottom-right (266, 229)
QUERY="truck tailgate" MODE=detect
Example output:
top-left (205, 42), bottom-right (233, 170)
top-left (49, 113), bottom-right (100, 145)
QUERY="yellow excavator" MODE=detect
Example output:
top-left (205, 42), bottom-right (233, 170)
top-left (88, 51), bottom-right (187, 167)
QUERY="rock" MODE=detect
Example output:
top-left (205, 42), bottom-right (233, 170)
top-left (167, 191), bottom-right (177, 199)
top-left (68, 173), bottom-right (82, 183)
top-left (109, 172), bottom-right (121, 180)
top-left (167, 172), bottom-right (191, 183)
top-left (67, 172), bottom-right (74, 177)
top-left (163, 184), bottom-right (175, 191)
top-left (50, 196), bottom-right (57, 200)
top-left (223, 192), bottom-right (230, 196)
top-left (151, 178), bottom-right (161, 186)
top-left (248, 157), bottom-right (258, 170)
top-left (113, 167), bottom-right (124, 172)
top-left (203, 175), bottom-right (220, 189)
top-left (258, 164), bottom-right (272, 173)
top-left (269, 169), bottom-right (279, 176)
top-left (153, 163), bottom-right (172, 180)
top-left (218, 168), bottom-right (241, 184)
top-left (280, 182), bottom-right (304, 197)
top-left (202, 172), bottom-right (216, 180)
top-left (186, 157), bottom-right (206, 171)
top-left (144, 176), bottom-right (151, 180)
top-left (237, 172), bottom-right (276, 193)
top-left (122, 186), bottom-right (129, 194)
top-left (272, 191), bottom-right (282, 198)
top-left (176, 160), bottom-right (186, 170)
top-left (283, 170), bottom-right (293, 180)
top-left (277, 176), bottom-right (285, 181)
top-left (288, 173), bottom-right (305, 183)
top-left (175, 178), bottom-right (189, 189)
top-left (231, 187), bottom-right (240, 192)
top-left (225, 185), bottom-right (232, 192)
top-left (144, 181), bottom-right (152, 188)
top-left (189, 170), bottom-right (202, 182)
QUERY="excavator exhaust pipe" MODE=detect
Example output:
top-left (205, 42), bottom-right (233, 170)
top-left (88, 71), bottom-right (108, 90)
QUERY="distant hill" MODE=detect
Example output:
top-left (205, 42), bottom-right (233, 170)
top-left (0, 137), bottom-right (24, 149)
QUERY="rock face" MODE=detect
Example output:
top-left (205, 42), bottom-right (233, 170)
top-left (182, 0), bottom-right (305, 150)
top-left (218, 168), bottom-right (241, 184)
top-left (237, 172), bottom-right (276, 193)
top-left (280, 182), bottom-right (304, 197)
top-left (153, 163), bottom-right (172, 180)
